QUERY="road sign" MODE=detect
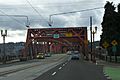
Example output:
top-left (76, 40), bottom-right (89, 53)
top-left (102, 41), bottom-right (109, 48)
top-left (111, 40), bottom-right (117, 46)
top-left (112, 45), bottom-right (117, 53)
top-left (53, 34), bottom-right (59, 38)
top-left (65, 32), bottom-right (72, 37)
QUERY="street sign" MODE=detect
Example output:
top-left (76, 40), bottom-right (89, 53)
top-left (111, 40), bottom-right (117, 46)
top-left (53, 34), bottom-right (59, 38)
top-left (65, 32), bottom-right (72, 37)
top-left (112, 45), bottom-right (117, 53)
top-left (102, 41), bottom-right (109, 48)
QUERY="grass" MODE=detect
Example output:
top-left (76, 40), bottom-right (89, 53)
top-left (104, 67), bottom-right (120, 80)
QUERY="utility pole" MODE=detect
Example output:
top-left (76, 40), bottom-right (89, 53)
top-left (1, 30), bottom-right (7, 64)
top-left (90, 16), bottom-right (93, 61)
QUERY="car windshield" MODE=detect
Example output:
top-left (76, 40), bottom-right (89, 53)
top-left (38, 53), bottom-right (44, 55)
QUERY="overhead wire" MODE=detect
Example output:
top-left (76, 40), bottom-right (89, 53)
top-left (32, 1), bottom-right (105, 7)
top-left (0, 9), bottom-right (25, 26)
top-left (50, 7), bottom-right (104, 16)
top-left (25, 0), bottom-right (51, 27)
top-left (33, 1), bottom-right (105, 5)
top-left (49, 7), bottom-right (104, 26)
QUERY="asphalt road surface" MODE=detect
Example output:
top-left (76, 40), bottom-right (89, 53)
top-left (0, 54), bottom-right (68, 80)
top-left (34, 60), bottom-right (107, 80)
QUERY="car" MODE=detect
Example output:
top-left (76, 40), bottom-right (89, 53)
top-left (45, 53), bottom-right (52, 57)
top-left (67, 51), bottom-right (73, 55)
top-left (71, 52), bottom-right (80, 60)
top-left (67, 51), bottom-right (71, 55)
top-left (36, 53), bottom-right (45, 59)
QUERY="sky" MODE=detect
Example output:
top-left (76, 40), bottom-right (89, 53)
top-left (0, 0), bottom-right (119, 43)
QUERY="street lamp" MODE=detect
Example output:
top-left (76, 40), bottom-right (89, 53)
top-left (1, 30), bottom-right (7, 64)
top-left (91, 26), bottom-right (97, 62)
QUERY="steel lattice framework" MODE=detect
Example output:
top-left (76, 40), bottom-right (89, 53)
top-left (21, 27), bottom-right (88, 59)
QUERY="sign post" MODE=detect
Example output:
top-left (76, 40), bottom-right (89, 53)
top-left (111, 40), bottom-right (117, 62)
top-left (102, 41), bottom-right (109, 60)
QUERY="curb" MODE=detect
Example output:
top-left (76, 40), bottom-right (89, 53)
top-left (104, 72), bottom-right (112, 80)
top-left (95, 61), bottom-right (112, 80)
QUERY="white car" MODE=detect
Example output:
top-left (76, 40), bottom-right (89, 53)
top-left (71, 52), bottom-right (80, 60)
top-left (67, 51), bottom-right (73, 55)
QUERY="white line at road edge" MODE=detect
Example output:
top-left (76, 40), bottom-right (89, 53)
top-left (59, 67), bottom-right (62, 70)
top-left (52, 72), bottom-right (56, 76)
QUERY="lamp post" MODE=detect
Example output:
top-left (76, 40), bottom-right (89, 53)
top-left (91, 27), bottom-right (97, 62)
top-left (1, 30), bottom-right (7, 64)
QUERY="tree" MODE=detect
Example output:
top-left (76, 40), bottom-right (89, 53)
top-left (101, 1), bottom-right (116, 46)
top-left (100, 1), bottom-right (120, 59)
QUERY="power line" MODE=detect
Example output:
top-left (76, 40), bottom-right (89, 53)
top-left (49, 7), bottom-right (104, 26)
top-left (32, 1), bottom-right (105, 5)
top-left (0, 10), bottom-right (25, 26)
top-left (0, 15), bottom-right (30, 27)
top-left (25, 0), bottom-right (51, 27)
top-left (36, 4), bottom-right (104, 8)
top-left (50, 7), bottom-right (104, 16)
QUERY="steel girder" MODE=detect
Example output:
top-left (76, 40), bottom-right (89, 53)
top-left (22, 27), bottom-right (88, 58)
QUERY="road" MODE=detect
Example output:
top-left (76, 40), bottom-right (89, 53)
top-left (34, 59), bottom-right (107, 80)
top-left (0, 54), bottom-right (69, 80)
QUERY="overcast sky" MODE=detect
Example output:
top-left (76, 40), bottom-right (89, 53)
top-left (0, 0), bottom-right (119, 43)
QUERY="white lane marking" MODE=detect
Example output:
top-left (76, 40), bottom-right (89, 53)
top-left (63, 64), bottom-right (65, 66)
top-left (59, 67), bottom-right (62, 70)
top-left (65, 62), bottom-right (67, 65)
top-left (52, 72), bottom-right (56, 76)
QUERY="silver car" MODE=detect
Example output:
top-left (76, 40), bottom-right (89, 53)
top-left (71, 51), bottom-right (80, 60)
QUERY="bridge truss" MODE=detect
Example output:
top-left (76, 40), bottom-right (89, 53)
top-left (22, 27), bottom-right (88, 59)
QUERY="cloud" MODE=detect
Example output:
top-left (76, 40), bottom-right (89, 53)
top-left (0, 0), bottom-right (119, 43)
top-left (0, 0), bottom-right (105, 30)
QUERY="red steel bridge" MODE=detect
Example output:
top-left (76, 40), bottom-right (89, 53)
top-left (21, 27), bottom-right (88, 60)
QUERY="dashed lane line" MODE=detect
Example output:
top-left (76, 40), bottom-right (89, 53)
top-left (65, 62), bottom-right (68, 65)
top-left (59, 67), bottom-right (62, 70)
top-left (52, 72), bottom-right (56, 76)
top-left (62, 64), bottom-right (65, 66)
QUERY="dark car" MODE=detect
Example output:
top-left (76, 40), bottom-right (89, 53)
top-left (45, 53), bottom-right (52, 57)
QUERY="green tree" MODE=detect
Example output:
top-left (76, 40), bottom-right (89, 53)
top-left (101, 1), bottom-right (116, 46)
top-left (100, 1), bottom-right (120, 58)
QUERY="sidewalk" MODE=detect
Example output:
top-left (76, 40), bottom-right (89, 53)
top-left (96, 59), bottom-right (120, 80)
top-left (0, 59), bottom-right (20, 65)
top-left (0, 61), bottom-right (42, 76)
